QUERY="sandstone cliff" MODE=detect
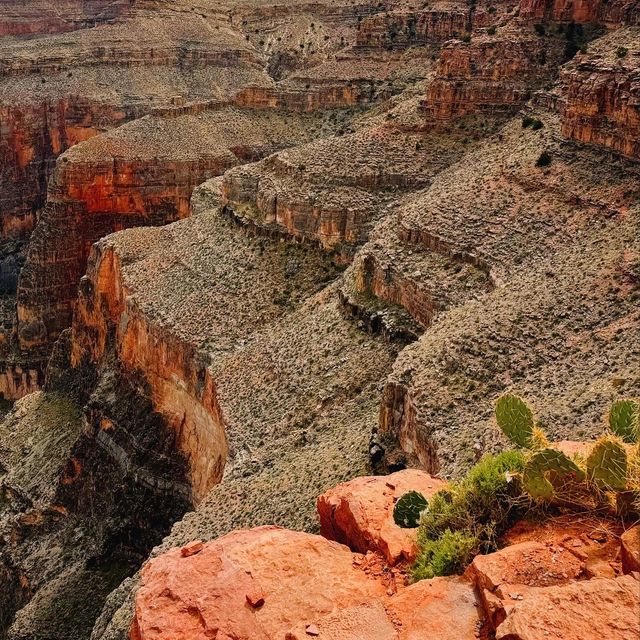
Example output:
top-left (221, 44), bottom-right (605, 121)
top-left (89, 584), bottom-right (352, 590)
top-left (421, 29), bottom-right (564, 126)
top-left (519, 0), bottom-right (640, 27)
top-left (560, 28), bottom-right (640, 160)
top-left (14, 106), bottom-right (338, 374)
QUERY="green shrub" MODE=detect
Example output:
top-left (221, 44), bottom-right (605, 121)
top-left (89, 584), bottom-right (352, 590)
top-left (412, 529), bottom-right (479, 580)
top-left (418, 451), bottom-right (527, 552)
top-left (522, 116), bottom-right (543, 130)
top-left (536, 151), bottom-right (552, 167)
top-left (487, 26), bottom-right (496, 36)
top-left (461, 33), bottom-right (471, 43)
top-left (616, 46), bottom-right (629, 59)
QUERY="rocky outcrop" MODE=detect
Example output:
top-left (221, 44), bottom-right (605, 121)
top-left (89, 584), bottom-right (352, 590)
top-left (421, 32), bottom-right (562, 126)
top-left (0, 0), bottom-right (133, 37)
top-left (0, 99), bottom-right (131, 244)
top-left (560, 31), bottom-right (640, 160)
top-left (317, 469), bottom-right (446, 564)
top-left (219, 121), bottom-right (467, 252)
top-left (234, 79), bottom-right (379, 112)
top-left (355, 9), bottom-right (469, 50)
top-left (130, 526), bottom-right (483, 640)
top-left (495, 575), bottom-right (640, 640)
top-left (14, 106), bottom-right (325, 380)
top-left (354, 0), bottom-right (521, 51)
top-left (129, 475), bottom-right (640, 640)
top-left (621, 525), bottom-right (640, 574)
top-left (518, 0), bottom-right (640, 27)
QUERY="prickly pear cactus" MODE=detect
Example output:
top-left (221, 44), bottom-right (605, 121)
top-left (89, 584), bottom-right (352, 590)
top-left (609, 399), bottom-right (639, 444)
top-left (495, 394), bottom-right (535, 448)
top-left (586, 435), bottom-right (628, 491)
top-left (393, 491), bottom-right (428, 528)
top-left (522, 448), bottom-right (586, 500)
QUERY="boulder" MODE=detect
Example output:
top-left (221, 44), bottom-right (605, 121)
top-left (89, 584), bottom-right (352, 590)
top-left (388, 576), bottom-right (483, 640)
top-left (495, 575), bottom-right (640, 640)
top-left (621, 525), bottom-right (640, 574)
top-left (466, 540), bottom-right (586, 630)
top-left (317, 469), bottom-right (446, 564)
top-left (467, 541), bottom-right (585, 593)
top-left (131, 526), bottom-right (483, 640)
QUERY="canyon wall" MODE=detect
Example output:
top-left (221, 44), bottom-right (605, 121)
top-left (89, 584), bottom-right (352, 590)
top-left (355, 9), bottom-right (469, 50)
top-left (234, 80), bottom-right (378, 112)
top-left (69, 241), bottom-right (226, 503)
top-left (560, 38), bottom-right (639, 160)
top-left (421, 32), bottom-right (562, 125)
top-left (518, 0), bottom-right (640, 27)
top-left (12, 106), bottom-right (331, 389)
top-left (0, 0), bottom-right (134, 36)
top-left (0, 99), bottom-right (132, 245)
top-left (16, 145), bottom-right (236, 355)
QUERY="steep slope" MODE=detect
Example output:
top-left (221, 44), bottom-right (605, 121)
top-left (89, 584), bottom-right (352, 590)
top-left (13, 105), bottom-right (337, 380)
top-left (1, 4), bottom-right (639, 640)
top-left (374, 107), bottom-right (640, 474)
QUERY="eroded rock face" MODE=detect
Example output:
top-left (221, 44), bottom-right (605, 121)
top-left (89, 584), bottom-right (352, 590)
top-left (317, 469), bottom-right (446, 564)
top-left (0, 0), bottom-right (270, 299)
top-left (355, 9), bottom-right (469, 50)
top-left (495, 575), bottom-right (640, 640)
top-left (0, 0), bottom-right (133, 36)
top-left (421, 31), bottom-right (563, 126)
top-left (518, 0), bottom-right (640, 27)
top-left (0, 100), bottom-right (130, 244)
top-left (69, 241), bottom-right (226, 504)
top-left (14, 106), bottom-right (327, 379)
top-left (560, 30), bottom-right (640, 160)
top-left (130, 526), bottom-right (483, 640)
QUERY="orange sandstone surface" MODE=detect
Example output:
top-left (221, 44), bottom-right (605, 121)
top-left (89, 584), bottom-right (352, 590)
top-left (130, 471), bottom-right (640, 640)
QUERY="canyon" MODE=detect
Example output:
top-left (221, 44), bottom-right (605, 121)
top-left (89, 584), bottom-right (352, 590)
top-left (0, 1), bottom-right (639, 639)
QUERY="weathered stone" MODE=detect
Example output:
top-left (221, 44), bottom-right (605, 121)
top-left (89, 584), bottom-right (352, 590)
top-left (560, 29), bottom-right (640, 160)
top-left (621, 525), bottom-right (640, 574)
top-left (317, 469), bottom-right (446, 564)
top-left (130, 526), bottom-right (483, 640)
top-left (495, 575), bottom-right (640, 640)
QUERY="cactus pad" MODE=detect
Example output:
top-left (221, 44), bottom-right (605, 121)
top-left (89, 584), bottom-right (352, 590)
top-left (609, 399), bottom-right (639, 444)
top-left (586, 436), bottom-right (628, 491)
top-left (393, 490), bottom-right (428, 528)
top-left (522, 448), bottom-right (586, 500)
top-left (495, 394), bottom-right (535, 448)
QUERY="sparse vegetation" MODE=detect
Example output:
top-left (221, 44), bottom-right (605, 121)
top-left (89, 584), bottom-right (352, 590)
top-left (409, 451), bottom-right (527, 580)
top-left (522, 116), bottom-right (544, 130)
top-left (536, 151), bottom-right (552, 167)
top-left (496, 394), bottom-right (640, 509)
top-left (409, 395), bottom-right (640, 582)
top-left (412, 529), bottom-right (478, 581)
